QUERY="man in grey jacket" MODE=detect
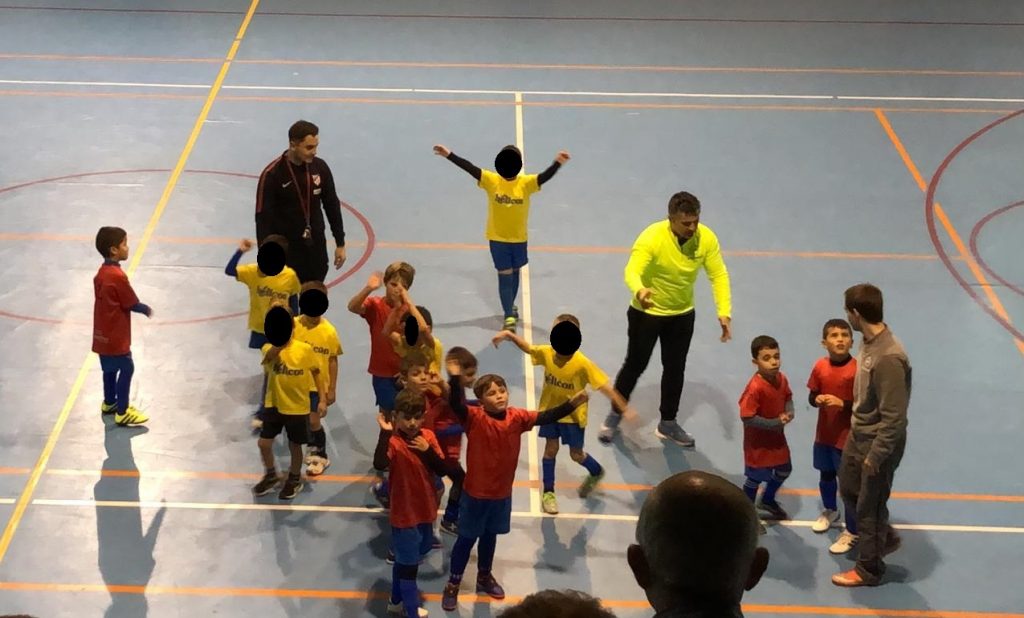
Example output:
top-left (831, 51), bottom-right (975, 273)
top-left (833, 283), bottom-right (912, 587)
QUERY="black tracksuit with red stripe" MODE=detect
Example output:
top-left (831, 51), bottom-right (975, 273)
top-left (255, 152), bottom-right (346, 283)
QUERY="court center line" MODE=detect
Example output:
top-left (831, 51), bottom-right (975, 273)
top-left (1, 581), bottom-right (1021, 618)
top-left (873, 110), bottom-right (1024, 359)
top-left (0, 0), bottom-right (263, 565)
top-left (5, 78), bottom-right (1024, 105)
top-left (21, 499), bottom-right (1024, 534)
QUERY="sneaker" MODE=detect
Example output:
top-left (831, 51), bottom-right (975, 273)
top-left (655, 420), bottom-right (695, 447)
top-left (512, 305), bottom-right (519, 319)
top-left (252, 472), bottom-right (281, 497)
top-left (441, 581), bottom-right (460, 612)
top-left (387, 602), bottom-right (428, 617)
top-left (502, 316), bottom-right (517, 332)
top-left (439, 519), bottom-right (459, 536)
top-left (832, 568), bottom-right (877, 587)
top-left (279, 476), bottom-right (303, 500)
top-left (475, 573), bottom-right (505, 600)
top-left (813, 509), bottom-right (840, 533)
top-left (386, 549), bottom-right (395, 565)
top-left (306, 453), bottom-right (331, 476)
top-left (758, 500), bottom-right (790, 521)
top-left (372, 480), bottom-right (390, 509)
top-left (578, 470), bottom-right (605, 498)
top-left (114, 406), bottom-right (148, 427)
top-left (597, 411), bottom-right (622, 444)
top-left (100, 401), bottom-right (118, 415)
top-left (829, 530), bottom-right (859, 554)
top-left (758, 520), bottom-right (767, 535)
top-left (541, 491), bottom-right (559, 514)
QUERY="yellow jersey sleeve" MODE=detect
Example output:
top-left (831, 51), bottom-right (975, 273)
top-left (237, 263), bottom-right (258, 285)
top-left (528, 345), bottom-right (548, 367)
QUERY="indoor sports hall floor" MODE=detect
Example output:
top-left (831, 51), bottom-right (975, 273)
top-left (1, 1), bottom-right (1023, 617)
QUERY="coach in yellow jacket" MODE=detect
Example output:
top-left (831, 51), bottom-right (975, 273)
top-left (598, 191), bottom-right (732, 447)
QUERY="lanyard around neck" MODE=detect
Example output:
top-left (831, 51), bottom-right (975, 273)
top-left (284, 155), bottom-right (311, 225)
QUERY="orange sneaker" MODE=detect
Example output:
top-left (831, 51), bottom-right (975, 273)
top-left (832, 568), bottom-right (877, 587)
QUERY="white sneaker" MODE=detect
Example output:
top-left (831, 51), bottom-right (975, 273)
top-left (306, 454), bottom-right (330, 476)
top-left (387, 602), bottom-right (428, 617)
top-left (813, 509), bottom-right (840, 533)
top-left (829, 530), bottom-right (859, 554)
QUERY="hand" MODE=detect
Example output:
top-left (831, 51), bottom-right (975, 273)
top-left (814, 394), bottom-right (827, 406)
top-left (144, 306), bottom-right (154, 318)
top-left (719, 316), bottom-right (732, 343)
top-left (239, 238), bottom-right (254, 252)
top-left (377, 412), bottom-right (393, 432)
top-left (569, 390), bottom-right (589, 407)
top-left (409, 435), bottom-right (430, 452)
top-left (399, 287), bottom-right (411, 304)
top-left (367, 271), bottom-right (383, 290)
top-left (317, 400), bottom-right (327, 416)
top-left (326, 390), bottom-right (336, 406)
top-left (779, 412), bottom-right (793, 425)
top-left (820, 395), bottom-right (843, 408)
top-left (491, 330), bottom-right (509, 348)
top-left (555, 150), bottom-right (571, 164)
top-left (334, 246), bottom-right (347, 270)
top-left (636, 288), bottom-right (655, 309)
top-left (433, 144), bottom-right (451, 157)
top-left (863, 458), bottom-right (877, 475)
top-left (620, 404), bottom-right (639, 422)
top-left (446, 357), bottom-right (462, 377)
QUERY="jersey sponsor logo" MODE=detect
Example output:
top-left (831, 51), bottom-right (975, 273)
top-left (256, 285), bottom-right (290, 300)
top-left (312, 174), bottom-right (321, 186)
top-left (544, 373), bottom-right (574, 391)
top-left (310, 344), bottom-right (332, 355)
top-left (272, 362), bottom-right (305, 377)
top-left (282, 181), bottom-right (293, 188)
top-left (494, 194), bottom-right (524, 206)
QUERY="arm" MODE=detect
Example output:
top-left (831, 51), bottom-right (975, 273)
top-left (536, 161), bottom-right (562, 186)
top-left (865, 356), bottom-right (911, 466)
top-left (808, 390), bottom-right (820, 407)
top-left (312, 367), bottom-right (328, 410)
top-left (255, 165), bottom-right (277, 243)
top-left (703, 234), bottom-right (732, 319)
top-left (347, 274), bottom-right (381, 316)
top-left (288, 294), bottom-right (299, 315)
top-left (598, 383), bottom-right (630, 415)
top-left (447, 374), bottom-right (469, 425)
top-left (742, 415), bottom-right (785, 430)
top-left (624, 234), bottom-right (655, 300)
top-left (445, 152), bottom-right (482, 181)
top-left (381, 302), bottom-right (407, 336)
top-left (225, 249), bottom-right (244, 277)
top-left (328, 356), bottom-right (339, 401)
top-left (492, 329), bottom-right (531, 353)
top-left (130, 303), bottom-right (152, 316)
top-left (534, 401), bottom-right (579, 426)
top-left (319, 162), bottom-right (346, 248)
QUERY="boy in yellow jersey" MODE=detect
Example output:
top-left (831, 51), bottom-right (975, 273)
top-left (434, 143), bottom-right (570, 332)
top-left (226, 236), bottom-right (301, 428)
top-left (493, 315), bottom-right (635, 514)
top-left (382, 286), bottom-right (443, 377)
top-left (253, 305), bottom-right (327, 500)
top-left (292, 281), bottom-right (343, 476)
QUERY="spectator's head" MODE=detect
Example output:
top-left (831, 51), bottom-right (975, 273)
top-left (844, 283), bottom-right (884, 331)
top-left (628, 471), bottom-right (768, 613)
top-left (495, 589), bottom-right (617, 618)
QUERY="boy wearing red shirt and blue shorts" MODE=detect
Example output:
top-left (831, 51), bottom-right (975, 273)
top-left (739, 335), bottom-right (794, 532)
top-left (440, 353), bottom-right (588, 611)
top-left (93, 226), bottom-right (152, 427)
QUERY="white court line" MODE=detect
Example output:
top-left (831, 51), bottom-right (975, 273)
top-left (3, 78), bottom-right (1024, 103)
top-left (515, 91), bottom-right (542, 517)
top-left (0, 499), bottom-right (14, 505)
top-left (28, 499), bottom-right (1024, 534)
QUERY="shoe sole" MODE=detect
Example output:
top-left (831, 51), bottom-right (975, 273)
top-left (654, 427), bottom-right (695, 447)
top-left (279, 483), bottom-right (304, 500)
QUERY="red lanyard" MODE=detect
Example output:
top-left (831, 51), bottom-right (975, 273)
top-left (284, 155), bottom-right (312, 227)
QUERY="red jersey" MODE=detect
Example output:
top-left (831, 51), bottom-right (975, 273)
top-left (92, 262), bottom-right (140, 356)
top-left (424, 391), bottom-right (463, 460)
top-left (806, 356), bottom-right (857, 449)
top-left (463, 405), bottom-right (536, 500)
top-left (739, 371), bottom-right (792, 468)
top-left (361, 295), bottom-right (401, 377)
top-left (387, 429), bottom-right (444, 528)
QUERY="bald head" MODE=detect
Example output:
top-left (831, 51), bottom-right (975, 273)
top-left (629, 471), bottom-right (767, 610)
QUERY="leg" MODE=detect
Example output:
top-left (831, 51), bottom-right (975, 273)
top-left (760, 463), bottom-right (792, 519)
top-left (572, 442), bottom-right (604, 498)
top-left (610, 307), bottom-right (662, 403)
top-left (102, 369), bottom-right (117, 407)
top-left (258, 438), bottom-right (276, 471)
top-left (541, 436), bottom-right (559, 493)
top-left (657, 310), bottom-right (696, 422)
top-left (854, 444), bottom-right (904, 583)
top-left (496, 269), bottom-right (515, 319)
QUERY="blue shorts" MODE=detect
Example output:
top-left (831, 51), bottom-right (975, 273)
top-left (813, 443), bottom-right (843, 473)
top-left (391, 522), bottom-right (435, 565)
top-left (98, 353), bottom-right (133, 373)
top-left (458, 494), bottom-right (512, 539)
top-left (248, 330), bottom-right (269, 350)
top-left (310, 391), bottom-right (320, 413)
top-left (489, 241), bottom-right (528, 271)
top-left (744, 462), bottom-right (793, 484)
top-left (372, 376), bottom-right (400, 412)
top-left (538, 423), bottom-right (585, 449)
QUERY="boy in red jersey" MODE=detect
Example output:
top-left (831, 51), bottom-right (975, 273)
top-left (739, 335), bottom-right (794, 531)
top-left (93, 226), bottom-right (152, 427)
top-left (440, 353), bottom-right (588, 611)
top-left (347, 261), bottom-right (415, 507)
top-left (381, 389), bottom-right (456, 618)
top-left (807, 319), bottom-right (859, 554)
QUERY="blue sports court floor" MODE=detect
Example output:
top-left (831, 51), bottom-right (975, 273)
top-left (1, 1), bottom-right (1023, 616)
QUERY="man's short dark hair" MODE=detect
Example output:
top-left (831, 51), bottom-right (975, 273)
top-left (668, 191), bottom-right (701, 216)
top-left (495, 589), bottom-right (616, 618)
top-left (288, 120), bottom-right (319, 143)
top-left (844, 283), bottom-right (884, 323)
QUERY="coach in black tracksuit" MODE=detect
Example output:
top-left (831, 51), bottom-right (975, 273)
top-left (255, 120), bottom-right (347, 283)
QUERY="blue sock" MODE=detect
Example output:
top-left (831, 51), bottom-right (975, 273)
top-left (510, 269), bottom-right (520, 306)
top-left (743, 478), bottom-right (759, 502)
top-left (449, 535), bottom-right (476, 579)
top-left (845, 508), bottom-right (858, 535)
top-left (477, 532), bottom-right (497, 574)
top-left (580, 455), bottom-right (602, 477)
top-left (763, 479), bottom-right (784, 505)
top-left (116, 357), bottom-right (135, 414)
top-left (820, 472), bottom-right (838, 511)
top-left (390, 563), bottom-right (401, 604)
top-left (542, 458), bottom-right (556, 493)
top-left (399, 577), bottom-right (419, 617)
top-left (102, 371), bottom-right (117, 405)
top-left (497, 273), bottom-right (515, 318)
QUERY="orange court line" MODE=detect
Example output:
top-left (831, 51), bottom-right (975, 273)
top-left (0, 88), bottom-right (1015, 115)
top-left (4, 52), bottom-right (1024, 79)
top-left (0, 233), bottom-right (954, 261)
top-left (873, 110), bottom-right (1024, 359)
top-left (0, 581), bottom-right (1021, 617)
top-left (6, 467), bottom-right (1022, 504)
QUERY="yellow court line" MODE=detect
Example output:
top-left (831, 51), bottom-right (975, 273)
top-left (0, 0), bottom-right (263, 564)
top-left (873, 110), bottom-right (1024, 359)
